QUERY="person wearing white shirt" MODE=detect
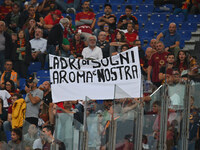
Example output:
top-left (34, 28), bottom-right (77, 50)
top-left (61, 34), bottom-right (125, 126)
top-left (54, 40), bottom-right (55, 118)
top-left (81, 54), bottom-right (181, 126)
top-left (30, 28), bottom-right (47, 68)
top-left (82, 35), bottom-right (103, 60)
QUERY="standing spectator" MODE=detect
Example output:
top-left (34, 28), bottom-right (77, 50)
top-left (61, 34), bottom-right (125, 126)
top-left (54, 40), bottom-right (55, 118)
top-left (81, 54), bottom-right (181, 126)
top-left (42, 125), bottom-right (65, 150)
top-left (8, 128), bottom-right (25, 149)
top-left (0, 21), bottom-right (13, 73)
top-left (11, 93), bottom-right (26, 129)
top-left (25, 77), bottom-right (43, 126)
top-left (110, 31), bottom-right (127, 55)
top-left (97, 31), bottom-right (110, 58)
top-left (159, 53), bottom-right (175, 84)
top-left (156, 23), bottom-right (180, 57)
top-left (0, 60), bottom-right (19, 88)
top-left (149, 38), bottom-right (157, 52)
top-left (23, 18), bottom-right (37, 41)
top-left (125, 23), bottom-right (139, 47)
top-left (117, 5), bottom-right (138, 31)
top-left (41, 81), bottom-right (52, 107)
top-left (19, 6), bottom-right (44, 29)
top-left (95, 3), bottom-right (116, 36)
top-left (82, 35), bottom-right (103, 60)
top-left (12, 30), bottom-right (32, 78)
top-left (147, 41), bottom-right (169, 87)
top-left (75, 1), bottom-right (96, 41)
top-left (43, 9), bottom-right (62, 31)
top-left (38, 0), bottom-right (57, 17)
top-left (102, 23), bottom-right (115, 42)
top-left (5, 3), bottom-right (21, 33)
top-left (69, 32), bottom-right (85, 58)
top-left (0, 0), bottom-right (12, 21)
top-left (175, 50), bottom-right (188, 73)
top-left (30, 28), bottom-right (47, 69)
top-left (47, 18), bottom-right (69, 55)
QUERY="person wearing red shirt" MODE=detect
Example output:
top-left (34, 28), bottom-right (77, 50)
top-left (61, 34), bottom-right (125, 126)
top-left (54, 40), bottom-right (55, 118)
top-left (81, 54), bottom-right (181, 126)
top-left (175, 50), bottom-right (188, 73)
top-left (147, 41), bottom-right (169, 87)
top-left (43, 9), bottom-right (63, 31)
top-left (75, 1), bottom-right (96, 41)
top-left (125, 23), bottom-right (138, 48)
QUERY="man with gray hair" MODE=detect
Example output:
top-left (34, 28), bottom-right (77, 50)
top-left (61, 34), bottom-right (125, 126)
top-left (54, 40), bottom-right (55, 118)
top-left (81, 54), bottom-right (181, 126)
top-left (47, 18), bottom-right (69, 55)
top-left (82, 35), bottom-right (103, 60)
top-left (0, 21), bottom-right (13, 73)
top-left (25, 76), bottom-right (43, 126)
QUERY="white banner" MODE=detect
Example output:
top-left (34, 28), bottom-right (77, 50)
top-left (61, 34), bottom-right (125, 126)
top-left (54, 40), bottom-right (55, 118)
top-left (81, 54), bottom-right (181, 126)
top-left (49, 47), bottom-right (142, 102)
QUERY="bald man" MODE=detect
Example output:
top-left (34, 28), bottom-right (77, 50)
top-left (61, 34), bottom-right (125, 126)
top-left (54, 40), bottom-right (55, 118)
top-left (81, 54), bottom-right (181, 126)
top-left (157, 22), bottom-right (180, 57)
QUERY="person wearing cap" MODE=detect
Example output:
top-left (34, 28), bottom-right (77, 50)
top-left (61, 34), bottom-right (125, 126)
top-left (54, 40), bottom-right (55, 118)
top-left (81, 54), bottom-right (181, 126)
top-left (25, 77), bottom-right (43, 126)
top-left (43, 9), bottom-right (63, 31)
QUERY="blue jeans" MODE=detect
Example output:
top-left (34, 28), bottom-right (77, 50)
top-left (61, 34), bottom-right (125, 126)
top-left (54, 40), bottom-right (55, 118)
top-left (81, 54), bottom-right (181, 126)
top-left (3, 121), bottom-right (11, 132)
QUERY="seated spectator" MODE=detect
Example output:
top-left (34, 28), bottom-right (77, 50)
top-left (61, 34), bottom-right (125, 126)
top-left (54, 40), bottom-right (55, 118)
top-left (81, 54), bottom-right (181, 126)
top-left (0, 21), bottom-right (13, 73)
top-left (8, 128), bottom-right (25, 149)
top-left (38, 0), bottom-right (57, 17)
top-left (23, 18), bottom-right (37, 41)
top-left (0, 0), bottom-right (12, 21)
top-left (125, 23), bottom-right (139, 47)
top-left (110, 31), bottom-right (127, 55)
top-left (69, 32), bottom-right (85, 58)
top-left (117, 5), bottom-right (138, 31)
top-left (12, 30), bottom-right (32, 78)
top-left (82, 35), bottom-right (103, 60)
top-left (175, 50), bottom-right (188, 73)
top-left (95, 3), bottom-right (116, 36)
top-left (0, 94), bottom-right (10, 122)
top-left (30, 28), bottom-right (47, 69)
top-left (75, 1), bottom-right (96, 41)
top-left (97, 31), bottom-right (110, 58)
top-left (0, 60), bottom-right (19, 88)
top-left (42, 125), bottom-right (65, 150)
top-left (43, 9), bottom-right (62, 31)
top-left (147, 41), bottom-right (169, 87)
top-left (19, 6), bottom-right (44, 29)
top-left (159, 53), bottom-right (175, 84)
top-left (156, 23), bottom-right (180, 57)
top-left (102, 23), bottom-right (115, 42)
top-left (4, 2), bottom-right (21, 33)
top-left (24, 124), bottom-right (39, 147)
top-left (190, 0), bottom-right (200, 14)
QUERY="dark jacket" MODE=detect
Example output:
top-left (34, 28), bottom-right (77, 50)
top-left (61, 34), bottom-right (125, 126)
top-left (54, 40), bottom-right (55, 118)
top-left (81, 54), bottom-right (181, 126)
top-left (3, 31), bottom-right (13, 60)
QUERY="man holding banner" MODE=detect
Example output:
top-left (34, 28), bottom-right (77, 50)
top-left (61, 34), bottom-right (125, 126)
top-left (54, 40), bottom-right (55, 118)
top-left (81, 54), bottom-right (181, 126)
top-left (82, 35), bottom-right (103, 60)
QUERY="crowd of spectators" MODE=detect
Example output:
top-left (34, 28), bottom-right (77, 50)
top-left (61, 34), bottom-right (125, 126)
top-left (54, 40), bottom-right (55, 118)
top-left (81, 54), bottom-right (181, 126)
top-left (0, 0), bottom-right (200, 149)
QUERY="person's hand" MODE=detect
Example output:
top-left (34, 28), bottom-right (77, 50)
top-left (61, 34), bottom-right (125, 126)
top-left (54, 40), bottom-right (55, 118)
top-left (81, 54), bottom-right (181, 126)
top-left (25, 86), bottom-right (31, 93)
top-left (37, 22), bottom-right (43, 27)
top-left (165, 47), bottom-right (169, 52)
top-left (122, 19), bottom-right (127, 24)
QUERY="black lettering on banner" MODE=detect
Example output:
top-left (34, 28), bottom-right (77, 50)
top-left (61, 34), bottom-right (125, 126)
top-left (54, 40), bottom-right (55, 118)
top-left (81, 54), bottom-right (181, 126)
top-left (69, 59), bottom-right (78, 70)
top-left (104, 68), bottom-right (111, 81)
top-left (52, 71), bottom-right (59, 84)
top-left (124, 66), bottom-right (132, 80)
top-left (60, 57), bottom-right (68, 69)
top-left (59, 70), bottom-right (68, 83)
top-left (97, 69), bottom-right (105, 82)
top-left (91, 60), bottom-right (101, 68)
top-left (77, 59), bottom-right (81, 70)
top-left (110, 68), bottom-right (117, 81)
top-left (53, 57), bottom-right (59, 69)
top-left (110, 57), bottom-right (119, 66)
top-left (119, 52), bottom-right (129, 65)
top-left (69, 72), bottom-right (76, 82)
top-left (101, 58), bottom-right (109, 67)
top-left (131, 65), bottom-right (138, 78)
top-left (77, 71), bottom-right (85, 83)
top-left (82, 60), bottom-right (87, 65)
top-left (116, 66), bottom-right (124, 80)
top-left (131, 51), bottom-right (135, 63)
top-left (86, 71), bottom-right (93, 82)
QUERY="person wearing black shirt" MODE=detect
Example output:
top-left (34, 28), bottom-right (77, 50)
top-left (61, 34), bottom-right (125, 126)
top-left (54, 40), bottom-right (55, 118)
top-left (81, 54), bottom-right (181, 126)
top-left (97, 31), bottom-right (110, 58)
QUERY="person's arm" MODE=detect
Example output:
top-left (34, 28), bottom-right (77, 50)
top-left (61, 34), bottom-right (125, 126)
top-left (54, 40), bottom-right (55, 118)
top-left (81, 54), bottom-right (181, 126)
top-left (75, 21), bottom-right (85, 26)
top-left (80, 19), bottom-right (93, 24)
top-left (110, 42), bottom-right (127, 46)
top-left (28, 94), bottom-right (41, 105)
top-left (147, 65), bottom-right (152, 81)
top-left (169, 41), bottom-right (180, 49)
top-left (37, 0), bottom-right (47, 12)
top-left (156, 32), bottom-right (164, 41)
top-left (91, 18), bottom-right (96, 29)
